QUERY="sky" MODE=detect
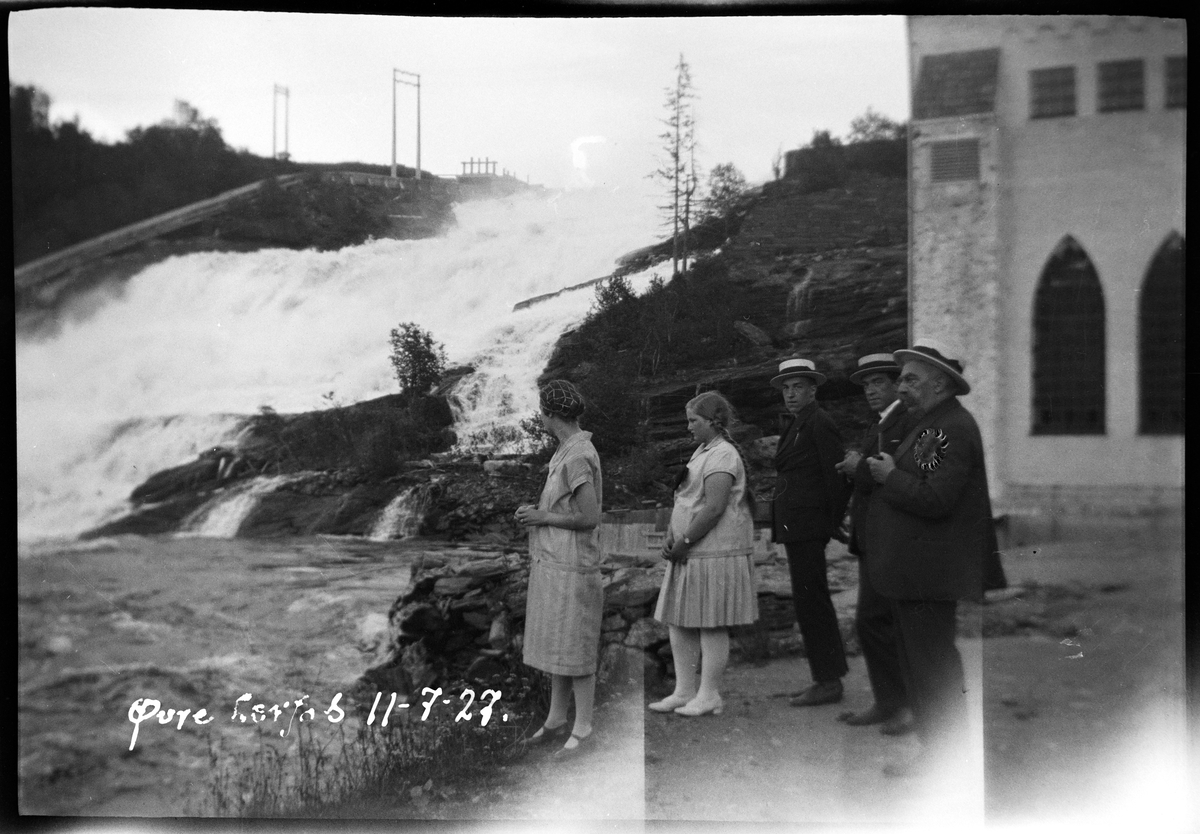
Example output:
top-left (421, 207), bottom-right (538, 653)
top-left (8, 10), bottom-right (909, 193)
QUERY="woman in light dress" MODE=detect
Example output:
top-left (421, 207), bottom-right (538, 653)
top-left (651, 391), bottom-right (759, 717)
top-left (515, 379), bottom-right (603, 759)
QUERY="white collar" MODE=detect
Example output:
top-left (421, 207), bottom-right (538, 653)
top-left (878, 399), bottom-right (901, 422)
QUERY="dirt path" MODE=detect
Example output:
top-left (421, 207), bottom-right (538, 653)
top-left (404, 524), bottom-right (1188, 829)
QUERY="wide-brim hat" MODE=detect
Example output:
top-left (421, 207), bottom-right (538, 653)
top-left (893, 338), bottom-right (971, 395)
top-left (770, 357), bottom-right (826, 388)
top-left (849, 353), bottom-right (901, 385)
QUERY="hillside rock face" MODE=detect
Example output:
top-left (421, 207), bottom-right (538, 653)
top-left (623, 172), bottom-right (908, 452)
top-left (732, 173), bottom-right (907, 257)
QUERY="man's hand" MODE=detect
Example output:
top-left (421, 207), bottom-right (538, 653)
top-left (867, 452), bottom-right (896, 484)
top-left (831, 516), bottom-right (851, 544)
top-left (835, 450), bottom-right (863, 476)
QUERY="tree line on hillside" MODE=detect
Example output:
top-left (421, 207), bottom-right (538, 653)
top-left (10, 83), bottom-right (299, 266)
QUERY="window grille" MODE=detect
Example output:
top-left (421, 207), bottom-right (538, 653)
top-left (1139, 234), bottom-right (1184, 434)
top-left (929, 139), bottom-right (980, 182)
top-left (1165, 56), bottom-right (1186, 109)
top-left (1098, 59), bottom-right (1144, 112)
top-left (1030, 66), bottom-right (1076, 118)
top-left (1031, 237), bottom-right (1106, 435)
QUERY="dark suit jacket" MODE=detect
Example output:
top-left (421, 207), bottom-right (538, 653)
top-left (771, 401), bottom-right (848, 544)
top-left (865, 397), bottom-right (995, 601)
top-left (847, 400), bottom-right (911, 558)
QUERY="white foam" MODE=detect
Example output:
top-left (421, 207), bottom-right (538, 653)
top-left (16, 186), bottom-right (663, 541)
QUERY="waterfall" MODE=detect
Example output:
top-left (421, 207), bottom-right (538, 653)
top-left (178, 474), bottom-right (302, 538)
top-left (16, 186), bottom-right (665, 542)
top-left (369, 485), bottom-right (432, 541)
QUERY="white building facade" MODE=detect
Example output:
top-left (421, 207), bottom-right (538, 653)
top-left (906, 15), bottom-right (1185, 528)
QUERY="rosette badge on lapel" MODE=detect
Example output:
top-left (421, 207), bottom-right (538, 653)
top-left (913, 428), bottom-right (949, 471)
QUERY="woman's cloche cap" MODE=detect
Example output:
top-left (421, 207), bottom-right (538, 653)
top-left (892, 338), bottom-right (970, 395)
top-left (849, 353), bottom-right (901, 385)
top-left (769, 357), bottom-right (826, 388)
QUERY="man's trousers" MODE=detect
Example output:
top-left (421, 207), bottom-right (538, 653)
top-left (784, 539), bottom-right (849, 683)
top-left (890, 597), bottom-right (968, 757)
top-left (856, 558), bottom-right (908, 713)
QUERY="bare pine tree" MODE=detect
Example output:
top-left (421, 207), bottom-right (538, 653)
top-left (651, 55), bottom-right (698, 279)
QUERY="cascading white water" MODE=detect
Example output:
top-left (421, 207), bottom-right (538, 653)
top-left (16, 186), bottom-right (667, 542)
top-left (177, 474), bottom-right (304, 538)
top-left (368, 485), bottom-right (432, 541)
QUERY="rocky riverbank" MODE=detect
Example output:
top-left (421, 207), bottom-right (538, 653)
top-left (363, 526), bottom-right (866, 712)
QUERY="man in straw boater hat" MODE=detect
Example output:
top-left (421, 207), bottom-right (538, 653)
top-left (865, 338), bottom-right (1007, 779)
top-left (832, 352), bottom-right (916, 736)
top-left (768, 357), bottom-right (851, 708)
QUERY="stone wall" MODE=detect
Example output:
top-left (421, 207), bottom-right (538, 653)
top-left (909, 115), bottom-right (1002, 498)
top-left (358, 531), bottom-right (862, 703)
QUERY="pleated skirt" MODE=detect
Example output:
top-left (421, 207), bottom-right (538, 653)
top-left (654, 552), bottom-right (759, 628)
top-left (523, 559), bottom-right (604, 677)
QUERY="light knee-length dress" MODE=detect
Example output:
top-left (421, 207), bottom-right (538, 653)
top-left (655, 436), bottom-right (759, 628)
top-left (523, 431), bottom-right (604, 677)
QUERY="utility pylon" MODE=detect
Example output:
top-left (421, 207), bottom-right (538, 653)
top-left (272, 84), bottom-right (290, 160)
top-left (392, 69), bottom-right (421, 180)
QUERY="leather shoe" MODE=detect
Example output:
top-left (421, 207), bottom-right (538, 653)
top-left (837, 704), bottom-right (895, 726)
top-left (522, 721), bottom-right (570, 746)
top-left (879, 708), bottom-right (916, 736)
top-left (789, 680), bottom-right (843, 707)
top-left (553, 730), bottom-right (594, 761)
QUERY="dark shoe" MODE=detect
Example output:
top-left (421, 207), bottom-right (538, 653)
top-left (837, 704), bottom-right (895, 726)
top-left (522, 721), bottom-right (570, 746)
top-left (879, 708), bottom-right (916, 736)
top-left (788, 680), bottom-right (843, 707)
top-left (552, 730), bottom-right (594, 761)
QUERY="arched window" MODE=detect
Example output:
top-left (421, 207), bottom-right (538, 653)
top-left (1139, 233), bottom-right (1184, 434)
top-left (1031, 236), bottom-right (1106, 434)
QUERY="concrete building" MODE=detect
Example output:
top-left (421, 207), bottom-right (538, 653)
top-left (905, 15), bottom-right (1185, 535)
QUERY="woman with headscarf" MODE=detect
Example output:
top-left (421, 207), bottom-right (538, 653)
top-left (651, 391), bottom-right (758, 717)
top-left (515, 379), bottom-right (603, 759)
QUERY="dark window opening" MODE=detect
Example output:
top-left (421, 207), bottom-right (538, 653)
top-left (1098, 59), bottom-right (1145, 112)
top-left (930, 139), bottom-right (980, 182)
top-left (1165, 56), bottom-right (1186, 109)
top-left (1139, 233), bottom-right (1184, 434)
top-left (1030, 66), bottom-right (1076, 118)
top-left (913, 49), bottom-right (1000, 120)
top-left (1032, 236), bottom-right (1106, 435)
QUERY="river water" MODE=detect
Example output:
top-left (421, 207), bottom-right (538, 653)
top-left (18, 534), bottom-right (430, 814)
top-left (15, 186), bottom-right (668, 815)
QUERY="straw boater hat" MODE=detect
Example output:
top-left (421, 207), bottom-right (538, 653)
top-left (849, 353), bottom-right (901, 385)
top-left (769, 357), bottom-right (826, 388)
top-left (893, 338), bottom-right (971, 395)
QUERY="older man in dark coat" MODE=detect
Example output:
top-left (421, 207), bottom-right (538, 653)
top-left (834, 353), bottom-right (915, 735)
top-left (769, 357), bottom-right (850, 707)
top-left (866, 339), bottom-right (998, 778)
